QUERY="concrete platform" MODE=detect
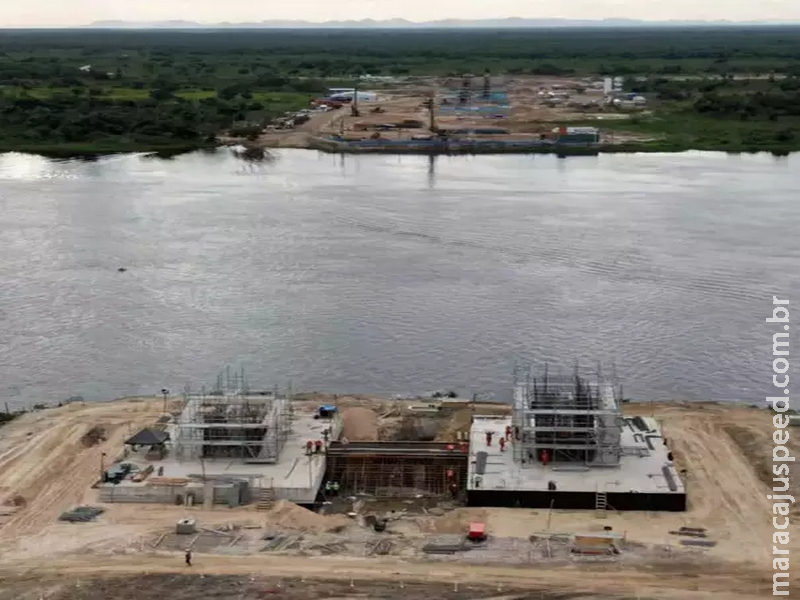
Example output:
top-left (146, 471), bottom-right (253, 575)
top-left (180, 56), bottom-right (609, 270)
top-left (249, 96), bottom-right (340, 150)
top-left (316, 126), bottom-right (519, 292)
top-left (101, 410), bottom-right (340, 505)
top-left (466, 416), bottom-right (686, 511)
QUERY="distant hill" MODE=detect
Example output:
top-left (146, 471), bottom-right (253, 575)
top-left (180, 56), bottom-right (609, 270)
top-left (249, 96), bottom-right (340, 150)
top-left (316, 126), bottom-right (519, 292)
top-left (82, 18), bottom-right (797, 29)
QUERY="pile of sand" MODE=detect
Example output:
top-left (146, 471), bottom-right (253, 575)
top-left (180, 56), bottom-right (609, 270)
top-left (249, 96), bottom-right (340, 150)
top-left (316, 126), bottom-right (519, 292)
top-left (340, 407), bottom-right (378, 441)
top-left (267, 500), bottom-right (350, 532)
top-left (431, 508), bottom-right (487, 534)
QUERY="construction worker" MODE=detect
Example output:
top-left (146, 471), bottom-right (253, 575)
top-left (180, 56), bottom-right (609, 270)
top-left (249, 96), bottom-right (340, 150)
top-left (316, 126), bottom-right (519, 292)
top-left (331, 481), bottom-right (340, 496)
top-left (325, 481), bottom-right (332, 495)
top-left (305, 440), bottom-right (314, 456)
top-left (540, 449), bottom-right (550, 467)
top-left (485, 431), bottom-right (493, 446)
top-left (185, 548), bottom-right (192, 566)
top-left (450, 482), bottom-right (458, 499)
top-left (498, 437), bottom-right (506, 452)
top-left (514, 426), bottom-right (520, 440)
top-left (505, 425), bottom-right (512, 440)
top-left (314, 439), bottom-right (323, 454)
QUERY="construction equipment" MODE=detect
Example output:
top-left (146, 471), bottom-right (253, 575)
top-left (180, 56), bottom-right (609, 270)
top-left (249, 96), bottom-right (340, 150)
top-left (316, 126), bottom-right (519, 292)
top-left (467, 521), bottom-right (486, 542)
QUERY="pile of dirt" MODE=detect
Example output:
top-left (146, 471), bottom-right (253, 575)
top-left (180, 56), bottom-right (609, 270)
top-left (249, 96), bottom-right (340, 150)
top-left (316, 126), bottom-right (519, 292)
top-left (266, 500), bottom-right (350, 532)
top-left (81, 426), bottom-right (107, 448)
top-left (417, 508), bottom-right (487, 534)
top-left (340, 407), bottom-right (378, 441)
top-left (2, 494), bottom-right (25, 507)
top-left (395, 416), bottom-right (439, 441)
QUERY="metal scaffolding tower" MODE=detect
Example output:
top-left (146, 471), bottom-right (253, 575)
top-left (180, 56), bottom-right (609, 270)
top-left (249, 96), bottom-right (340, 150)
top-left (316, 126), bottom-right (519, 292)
top-left (511, 362), bottom-right (623, 467)
top-left (173, 368), bottom-right (292, 464)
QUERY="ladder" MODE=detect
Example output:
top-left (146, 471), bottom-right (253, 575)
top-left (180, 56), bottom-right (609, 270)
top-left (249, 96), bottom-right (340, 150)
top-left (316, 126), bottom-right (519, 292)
top-left (256, 487), bottom-right (276, 511)
top-left (595, 491), bottom-right (608, 517)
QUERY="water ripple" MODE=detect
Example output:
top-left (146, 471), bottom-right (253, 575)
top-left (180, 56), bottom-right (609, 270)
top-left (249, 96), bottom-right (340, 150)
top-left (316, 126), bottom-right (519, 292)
top-left (0, 149), bottom-right (799, 409)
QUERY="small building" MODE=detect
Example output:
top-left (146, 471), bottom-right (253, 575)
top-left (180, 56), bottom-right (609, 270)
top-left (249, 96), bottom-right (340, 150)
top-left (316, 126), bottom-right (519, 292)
top-left (552, 126), bottom-right (600, 145)
top-left (125, 428), bottom-right (170, 460)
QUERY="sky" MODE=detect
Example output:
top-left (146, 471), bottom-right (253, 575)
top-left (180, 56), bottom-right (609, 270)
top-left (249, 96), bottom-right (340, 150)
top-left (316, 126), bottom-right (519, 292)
top-left (1, 0), bottom-right (799, 27)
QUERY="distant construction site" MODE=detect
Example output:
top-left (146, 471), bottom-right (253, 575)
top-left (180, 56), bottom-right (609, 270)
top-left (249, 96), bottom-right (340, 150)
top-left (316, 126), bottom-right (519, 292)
top-left (0, 364), bottom-right (792, 600)
top-left (244, 73), bottom-right (653, 153)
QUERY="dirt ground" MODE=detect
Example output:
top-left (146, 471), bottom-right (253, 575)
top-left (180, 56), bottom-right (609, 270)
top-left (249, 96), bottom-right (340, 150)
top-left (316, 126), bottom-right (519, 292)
top-left (0, 395), bottom-right (795, 599)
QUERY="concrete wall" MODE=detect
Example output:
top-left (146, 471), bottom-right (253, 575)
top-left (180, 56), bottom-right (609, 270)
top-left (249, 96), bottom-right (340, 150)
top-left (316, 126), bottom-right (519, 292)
top-left (98, 483), bottom-right (237, 505)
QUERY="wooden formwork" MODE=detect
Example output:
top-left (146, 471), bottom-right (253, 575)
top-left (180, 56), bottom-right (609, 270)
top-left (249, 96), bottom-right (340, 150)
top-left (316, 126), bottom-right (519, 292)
top-left (326, 443), bottom-right (469, 497)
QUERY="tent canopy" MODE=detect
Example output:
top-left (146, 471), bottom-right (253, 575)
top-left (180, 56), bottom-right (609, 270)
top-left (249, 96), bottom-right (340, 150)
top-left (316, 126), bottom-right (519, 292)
top-left (125, 428), bottom-right (169, 446)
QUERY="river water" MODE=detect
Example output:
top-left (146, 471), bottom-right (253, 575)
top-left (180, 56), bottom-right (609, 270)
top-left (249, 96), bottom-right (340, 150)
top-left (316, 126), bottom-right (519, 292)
top-left (1, 149), bottom-right (798, 409)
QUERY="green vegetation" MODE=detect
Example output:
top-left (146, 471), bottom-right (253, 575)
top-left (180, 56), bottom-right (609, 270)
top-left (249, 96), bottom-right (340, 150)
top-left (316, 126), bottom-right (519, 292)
top-left (0, 411), bottom-right (20, 425)
top-left (0, 27), bottom-right (799, 154)
top-left (563, 75), bottom-right (800, 153)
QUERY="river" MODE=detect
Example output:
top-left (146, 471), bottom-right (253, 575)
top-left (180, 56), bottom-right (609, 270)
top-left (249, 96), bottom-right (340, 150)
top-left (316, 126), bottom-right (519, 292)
top-left (1, 149), bottom-right (798, 409)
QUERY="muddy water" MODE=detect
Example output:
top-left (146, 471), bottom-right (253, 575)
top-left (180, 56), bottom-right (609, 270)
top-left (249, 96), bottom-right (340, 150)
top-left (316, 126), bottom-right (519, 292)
top-left (1, 149), bottom-right (798, 408)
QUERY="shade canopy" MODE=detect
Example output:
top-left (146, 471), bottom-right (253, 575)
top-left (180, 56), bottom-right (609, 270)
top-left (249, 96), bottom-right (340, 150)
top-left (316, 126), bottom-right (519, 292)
top-left (125, 428), bottom-right (170, 446)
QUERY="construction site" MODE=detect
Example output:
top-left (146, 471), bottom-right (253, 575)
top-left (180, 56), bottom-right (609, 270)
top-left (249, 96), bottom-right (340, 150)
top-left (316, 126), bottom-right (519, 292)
top-left (247, 74), bottom-right (652, 153)
top-left (0, 366), bottom-right (793, 599)
top-left (96, 373), bottom-right (341, 507)
top-left (467, 365), bottom-right (686, 511)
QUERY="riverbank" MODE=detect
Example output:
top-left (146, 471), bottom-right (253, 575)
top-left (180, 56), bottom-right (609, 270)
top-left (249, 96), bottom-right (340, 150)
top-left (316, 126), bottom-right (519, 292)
top-left (2, 139), bottom-right (797, 159)
top-left (303, 136), bottom-right (796, 156)
top-left (0, 140), bottom-right (217, 159)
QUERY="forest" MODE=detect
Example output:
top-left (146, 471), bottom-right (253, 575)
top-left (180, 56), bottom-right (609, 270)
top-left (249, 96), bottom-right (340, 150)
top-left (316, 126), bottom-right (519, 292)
top-left (1, 27), bottom-right (799, 153)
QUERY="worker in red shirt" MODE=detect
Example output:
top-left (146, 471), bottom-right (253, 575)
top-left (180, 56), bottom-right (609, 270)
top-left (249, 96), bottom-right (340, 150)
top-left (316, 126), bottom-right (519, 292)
top-left (305, 440), bottom-right (313, 455)
top-left (540, 449), bottom-right (550, 466)
top-left (505, 425), bottom-right (512, 440)
top-left (498, 437), bottom-right (506, 452)
top-left (314, 440), bottom-right (323, 454)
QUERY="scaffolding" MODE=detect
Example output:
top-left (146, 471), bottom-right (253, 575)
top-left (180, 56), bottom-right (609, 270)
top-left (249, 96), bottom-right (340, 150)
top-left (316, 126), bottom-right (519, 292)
top-left (326, 442), bottom-right (469, 498)
top-left (511, 363), bottom-right (623, 467)
top-left (438, 73), bottom-right (510, 116)
top-left (173, 367), bottom-right (293, 464)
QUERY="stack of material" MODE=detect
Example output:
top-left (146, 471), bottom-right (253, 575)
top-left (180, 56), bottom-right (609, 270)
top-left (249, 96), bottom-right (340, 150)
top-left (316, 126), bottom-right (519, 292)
top-left (422, 543), bottom-right (471, 555)
top-left (132, 465), bottom-right (154, 482)
top-left (58, 506), bottom-right (105, 523)
top-left (147, 477), bottom-right (190, 486)
top-left (571, 534), bottom-right (620, 555)
top-left (669, 526), bottom-right (716, 547)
